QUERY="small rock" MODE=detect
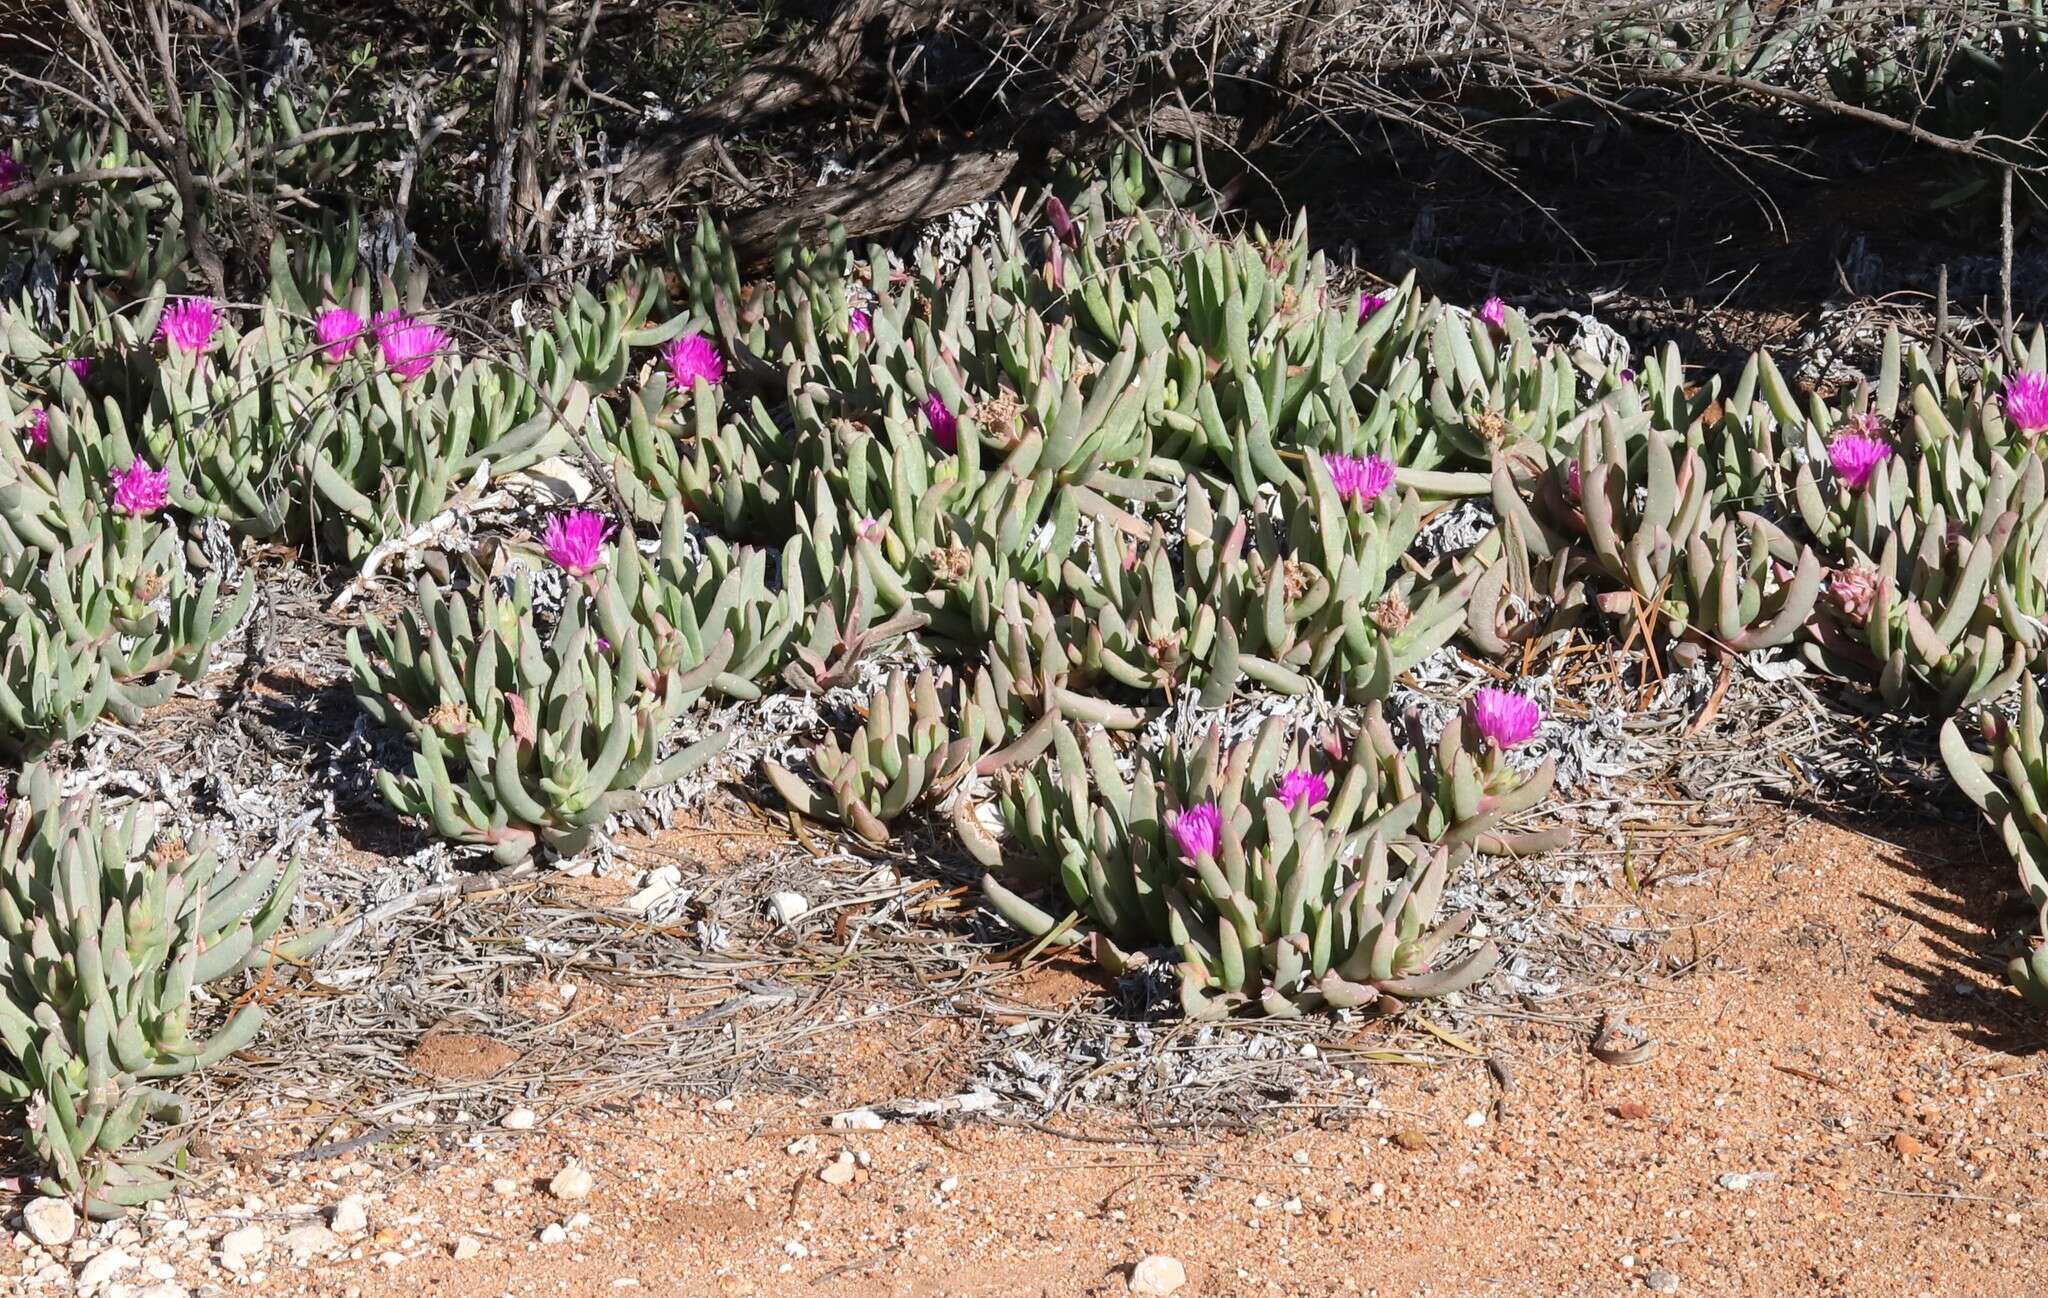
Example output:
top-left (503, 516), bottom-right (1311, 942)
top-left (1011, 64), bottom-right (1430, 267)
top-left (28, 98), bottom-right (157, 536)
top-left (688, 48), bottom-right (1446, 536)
top-left (329, 1196), bottom-right (370, 1235)
top-left (1392, 1129), bottom-right (1431, 1152)
top-left (279, 1224), bottom-right (340, 1259)
top-left (22, 1197), bottom-right (76, 1247)
top-left (78, 1249), bottom-right (135, 1290)
top-left (549, 1163), bottom-right (593, 1201)
top-left (1715, 1172), bottom-right (1772, 1191)
top-left (766, 891), bottom-right (809, 925)
top-left (785, 1134), bottom-right (818, 1156)
top-left (830, 1108), bottom-right (886, 1131)
top-left (136, 1285), bottom-right (188, 1298)
top-left (1615, 1101), bottom-right (1651, 1121)
top-left (1128, 1254), bottom-right (1186, 1296)
top-left (499, 1107), bottom-right (537, 1131)
top-left (818, 1151), bottom-right (858, 1186)
top-left (378, 1251), bottom-right (405, 1268)
top-left (1645, 1269), bottom-right (1680, 1294)
top-left (218, 1225), bottom-right (265, 1270)
top-left (538, 1224), bottom-right (568, 1246)
top-left (452, 1236), bottom-right (481, 1261)
top-left (491, 1178), bottom-right (519, 1197)
top-left (1893, 1133), bottom-right (1925, 1158)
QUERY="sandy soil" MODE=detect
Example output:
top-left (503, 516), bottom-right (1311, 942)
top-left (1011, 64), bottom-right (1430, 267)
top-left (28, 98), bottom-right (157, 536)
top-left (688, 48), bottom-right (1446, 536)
top-left (10, 812), bottom-right (2048, 1298)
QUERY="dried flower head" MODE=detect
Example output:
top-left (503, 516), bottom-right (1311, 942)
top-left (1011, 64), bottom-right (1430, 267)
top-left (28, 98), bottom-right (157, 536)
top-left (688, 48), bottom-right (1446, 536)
top-left (314, 307), bottom-right (365, 362)
top-left (424, 702), bottom-right (468, 735)
top-left (1471, 408), bottom-right (1510, 445)
top-left (1827, 432), bottom-right (1891, 490)
top-left (2004, 371), bottom-right (2048, 434)
top-left (1172, 802), bottom-right (1222, 862)
top-left (664, 331), bottom-right (726, 389)
top-left (110, 461), bottom-right (168, 517)
top-left (1471, 687), bottom-right (1541, 748)
top-left (157, 298), bottom-right (220, 353)
top-left (1276, 769), bottom-right (1330, 813)
top-left (1373, 590), bottom-right (1411, 636)
top-left (543, 509), bottom-right (614, 576)
top-left (1279, 559), bottom-right (1314, 603)
top-left (926, 543), bottom-right (972, 585)
top-left (1827, 563), bottom-right (1883, 625)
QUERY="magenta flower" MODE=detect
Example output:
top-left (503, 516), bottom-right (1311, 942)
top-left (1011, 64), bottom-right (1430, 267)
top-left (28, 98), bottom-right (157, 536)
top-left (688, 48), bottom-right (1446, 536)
top-left (2004, 371), bottom-right (2048, 433)
top-left (1619, 367), bottom-right (1636, 384)
top-left (156, 298), bottom-right (220, 353)
top-left (314, 307), bottom-right (365, 362)
top-left (1276, 769), bottom-right (1330, 813)
top-left (1471, 687), bottom-right (1541, 748)
top-left (1171, 802), bottom-right (1222, 862)
top-left (64, 357), bottom-right (89, 381)
top-left (849, 307), bottom-right (872, 337)
top-left (924, 392), bottom-right (958, 453)
top-left (1045, 195), bottom-right (1077, 248)
top-left (379, 317), bottom-right (449, 381)
top-left (1478, 296), bottom-right (1507, 329)
top-left (542, 509), bottom-right (614, 576)
top-left (110, 461), bottom-right (168, 517)
top-left (1827, 432), bottom-right (1891, 490)
top-left (1358, 292), bottom-right (1390, 322)
top-left (663, 331), bottom-right (726, 389)
top-left (370, 308), bottom-right (408, 344)
top-left (1565, 460), bottom-right (1583, 503)
top-left (1323, 452), bottom-right (1395, 509)
top-left (854, 517), bottom-right (885, 543)
top-left (0, 150), bottom-right (23, 193)
top-left (24, 407), bottom-right (49, 451)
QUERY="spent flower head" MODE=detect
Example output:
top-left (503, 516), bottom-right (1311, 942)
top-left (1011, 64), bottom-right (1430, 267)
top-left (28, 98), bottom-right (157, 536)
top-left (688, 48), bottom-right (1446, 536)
top-left (1827, 563), bottom-right (1883, 625)
top-left (157, 298), bottom-right (220, 353)
top-left (543, 509), bottom-right (614, 576)
top-left (111, 461), bottom-right (169, 517)
top-left (314, 307), bottom-right (365, 362)
top-left (2005, 371), bottom-right (2048, 433)
top-left (664, 331), bottom-right (726, 389)
top-left (1276, 769), bottom-right (1330, 813)
top-left (1471, 687), bottom-right (1541, 748)
top-left (1827, 431), bottom-right (1891, 490)
top-left (1172, 802), bottom-right (1222, 862)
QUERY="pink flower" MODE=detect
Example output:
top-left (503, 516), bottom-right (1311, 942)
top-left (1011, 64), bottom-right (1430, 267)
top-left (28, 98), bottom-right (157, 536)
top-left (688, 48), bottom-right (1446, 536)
top-left (849, 308), bottom-right (872, 337)
top-left (157, 298), bottom-right (220, 353)
top-left (1471, 687), bottom-right (1541, 748)
top-left (854, 517), bottom-right (884, 543)
top-left (379, 317), bottom-right (450, 381)
top-left (1323, 452), bottom-right (1395, 509)
top-left (663, 331), bottom-right (726, 389)
top-left (1357, 293), bottom-right (1390, 322)
top-left (313, 307), bottom-right (365, 362)
top-left (0, 150), bottom-right (24, 193)
top-left (1171, 802), bottom-right (1222, 862)
top-left (1565, 460), bottom-right (1582, 503)
top-left (1478, 296), bottom-right (1507, 329)
top-left (24, 407), bottom-right (49, 450)
top-left (542, 509), bottom-right (614, 576)
top-left (1827, 432), bottom-right (1891, 490)
top-left (924, 393), bottom-right (957, 453)
top-left (2005, 371), bottom-right (2048, 433)
top-left (64, 357), bottom-right (89, 381)
top-left (110, 461), bottom-right (169, 517)
top-left (1276, 769), bottom-right (1329, 813)
top-left (370, 308), bottom-right (409, 344)
top-left (1828, 563), bottom-right (1882, 625)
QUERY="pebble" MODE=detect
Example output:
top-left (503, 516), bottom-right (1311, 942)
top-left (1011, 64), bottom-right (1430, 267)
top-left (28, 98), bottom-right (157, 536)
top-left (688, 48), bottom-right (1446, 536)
top-left (538, 1224), bottom-right (568, 1246)
top-left (77, 1249), bottom-right (134, 1290)
top-left (330, 1196), bottom-right (370, 1235)
top-left (549, 1163), bottom-right (593, 1201)
top-left (830, 1108), bottom-right (886, 1131)
top-left (1714, 1172), bottom-right (1771, 1191)
top-left (1646, 1269), bottom-right (1680, 1294)
top-left (280, 1224), bottom-right (340, 1260)
top-left (452, 1237), bottom-right (481, 1261)
top-left (818, 1152), bottom-right (858, 1186)
top-left (491, 1178), bottom-right (519, 1197)
top-left (500, 1107), bottom-right (538, 1131)
top-left (1892, 1133), bottom-right (1925, 1158)
top-left (1128, 1254), bottom-right (1186, 1296)
top-left (218, 1225), bottom-right (265, 1271)
top-left (766, 891), bottom-right (809, 925)
top-left (136, 1285), bottom-right (188, 1298)
top-left (22, 1197), bottom-right (76, 1247)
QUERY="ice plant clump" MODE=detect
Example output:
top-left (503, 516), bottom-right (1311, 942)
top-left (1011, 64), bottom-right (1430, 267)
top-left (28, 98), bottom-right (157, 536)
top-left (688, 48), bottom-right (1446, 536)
top-left (110, 461), bottom-right (169, 517)
top-left (849, 308), bottom-right (872, 337)
top-left (924, 393), bottom-right (958, 453)
top-left (2004, 371), bottom-right (2048, 433)
top-left (156, 298), bottom-right (220, 353)
top-left (1276, 768), bottom-right (1329, 812)
top-left (1172, 802), bottom-right (1222, 861)
top-left (1827, 431), bottom-right (1891, 490)
top-left (1478, 296), bottom-right (1507, 329)
top-left (663, 332), bottom-right (725, 389)
top-left (379, 316), bottom-right (449, 380)
top-left (1325, 452), bottom-right (1395, 508)
top-left (1357, 292), bottom-right (1389, 322)
top-left (1471, 687), bottom-right (1541, 748)
top-left (24, 407), bottom-right (48, 451)
top-left (313, 307), bottom-right (365, 362)
top-left (542, 509), bottom-right (614, 577)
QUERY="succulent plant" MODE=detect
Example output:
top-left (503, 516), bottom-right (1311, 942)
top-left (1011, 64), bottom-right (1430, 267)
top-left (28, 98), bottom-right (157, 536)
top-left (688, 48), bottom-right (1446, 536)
top-left (1942, 679), bottom-right (2048, 1008)
top-left (349, 560), bottom-right (729, 863)
top-left (0, 767), bottom-right (304, 1213)
top-left (968, 715), bottom-right (1510, 1018)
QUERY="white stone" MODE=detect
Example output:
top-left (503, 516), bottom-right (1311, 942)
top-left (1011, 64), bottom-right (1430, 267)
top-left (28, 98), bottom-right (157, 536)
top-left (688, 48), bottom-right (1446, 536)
top-left (329, 1196), bottom-right (369, 1235)
top-left (137, 1285), bottom-right (189, 1298)
top-left (452, 1236), bottom-right (481, 1261)
top-left (829, 1108), bottom-right (885, 1131)
top-left (77, 1248), bottom-right (134, 1290)
top-left (538, 1224), bottom-right (568, 1245)
top-left (218, 1225), bottom-right (265, 1270)
top-left (21, 1197), bottom-right (75, 1248)
top-left (279, 1224), bottom-right (340, 1259)
top-left (1128, 1254), bottom-right (1186, 1296)
top-left (499, 1107), bottom-right (537, 1131)
top-left (548, 1163), bottom-right (593, 1201)
top-left (766, 892), bottom-right (809, 925)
